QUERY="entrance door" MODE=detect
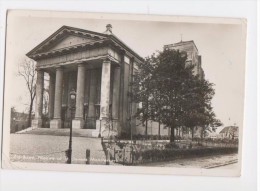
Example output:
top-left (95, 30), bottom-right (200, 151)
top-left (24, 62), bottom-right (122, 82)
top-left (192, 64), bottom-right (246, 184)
top-left (61, 106), bottom-right (71, 129)
top-left (84, 105), bottom-right (96, 129)
top-left (84, 117), bottom-right (96, 129)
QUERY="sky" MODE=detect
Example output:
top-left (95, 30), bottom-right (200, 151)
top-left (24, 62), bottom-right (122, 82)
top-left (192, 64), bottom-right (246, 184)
top-left (4, 10), bottom-right (246, 129)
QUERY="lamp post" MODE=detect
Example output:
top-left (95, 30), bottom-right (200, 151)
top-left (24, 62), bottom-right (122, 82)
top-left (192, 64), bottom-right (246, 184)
top-left (67, 88), bottom-right (76, 164)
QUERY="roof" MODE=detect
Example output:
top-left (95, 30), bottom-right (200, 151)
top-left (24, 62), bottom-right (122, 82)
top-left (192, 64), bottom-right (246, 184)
top-left (27, 25), bottom-right (144, 62)
top-left (165, 40), bottom-right (199, 52)
top-left (219, 126), bottom-right (238, 134)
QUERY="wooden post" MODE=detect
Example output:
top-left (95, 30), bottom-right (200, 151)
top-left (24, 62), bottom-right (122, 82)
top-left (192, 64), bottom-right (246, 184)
top-left (123, 148), bottom-right (125, 165)
top-left (106, 148), bottom-right (110, 165)
top-left (86, 149), bottom-right (90, 164)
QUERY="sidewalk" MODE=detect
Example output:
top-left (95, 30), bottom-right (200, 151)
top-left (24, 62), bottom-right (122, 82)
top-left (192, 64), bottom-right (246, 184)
top-left (140, 153), bottom-right (238, 169)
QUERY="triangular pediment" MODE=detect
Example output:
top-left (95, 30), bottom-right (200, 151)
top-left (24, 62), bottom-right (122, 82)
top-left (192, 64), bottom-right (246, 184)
top-left (47, 35), bottom-right (97, 52)
top-left (27, 26), bottom-right (108, 56)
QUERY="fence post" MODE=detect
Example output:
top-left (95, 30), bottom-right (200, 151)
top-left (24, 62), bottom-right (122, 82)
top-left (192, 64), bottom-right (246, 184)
top-left (86, 149), bottom-right (90, 164)
top-left (131, 146), bottom-right (134, 164)
top-left (114, 147), bottom-right (116, 162)
top-left (123, 149), bottom-right (125, 165)
top-left (106, 148), bottom-right (110, 165)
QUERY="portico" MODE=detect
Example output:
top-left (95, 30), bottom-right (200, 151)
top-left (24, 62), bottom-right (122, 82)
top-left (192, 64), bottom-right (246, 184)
top-left (27, 25), bottom-right (143, 137)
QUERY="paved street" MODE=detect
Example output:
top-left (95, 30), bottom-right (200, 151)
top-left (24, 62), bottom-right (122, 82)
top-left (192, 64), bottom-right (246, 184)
top-left (215, 162), bottom-right (238, 169)
top-left (141, 153), bottom-right (238, 169)
top-left (10, 133), bottom-right (107, 165)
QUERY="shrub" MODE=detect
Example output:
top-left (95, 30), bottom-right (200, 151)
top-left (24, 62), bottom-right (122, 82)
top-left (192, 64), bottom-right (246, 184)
top-left (188, 143), bottom-right (192, 149)
top-left (119, 132), bottom-right (130, 140)
top-left (131, 134), bottom-right (171, 140)
top-left (139, 147), bottom-right (238, 163)
top-left (116, 141), bottom-right (125, 149)
top-left (161, 135), bottom-right (170, 140)
top-left (165, 143), bottom-right (180, 149)
top-left (175, 135), bottom-right (183, 140)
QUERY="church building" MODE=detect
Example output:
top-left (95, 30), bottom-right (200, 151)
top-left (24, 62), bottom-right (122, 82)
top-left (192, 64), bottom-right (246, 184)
top-left (27, 24), bottom-right (143, 137)
top-left (165, 40), bottom-right (204, 79)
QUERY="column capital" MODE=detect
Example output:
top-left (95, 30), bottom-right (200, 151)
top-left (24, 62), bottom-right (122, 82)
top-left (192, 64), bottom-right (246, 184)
top-left (35, 67), bottom-right (43, 72)
top-left (114, 65), bottom-right (120, 70)
top-left (55, 66), bottom-right (64, 71)
top-left (78, 63), bottom-right (85, 68)
top-left (130, 57), bottom-right (135, 63)
top-left (48, 71), bottom-right (55, 77)
top-left (102, 57), bottom-right (112, 63)
top-left (103, 60), bottom-right (111, 64)
top-left (119, 49), bottom-right (126, 55)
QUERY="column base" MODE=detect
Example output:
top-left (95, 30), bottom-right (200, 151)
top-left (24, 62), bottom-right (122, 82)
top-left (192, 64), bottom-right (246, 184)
top-left (100, 117), bottom-right (118, 138)
top-left (31, 119), bottom-right (42, 129)
top-left (50, 119), bottom-right (62, 129)
top-left (72, 119), bottom-right (84, 129)
top-left (111, 119), bottom-right (119, 132)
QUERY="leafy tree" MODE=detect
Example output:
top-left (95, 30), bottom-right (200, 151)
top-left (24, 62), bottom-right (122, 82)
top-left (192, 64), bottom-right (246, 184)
top-left (132, 48), bottom-right (221, 143)
top-left (151, 49), bottom-right (196, 142)
top-left (183, 76), bottom-right (222, 140)
top-left (132, 56), bottom-right (155, 137)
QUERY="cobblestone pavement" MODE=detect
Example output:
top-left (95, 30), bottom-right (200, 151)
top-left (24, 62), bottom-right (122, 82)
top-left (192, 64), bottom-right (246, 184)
top-left (10, 134), bottom-right (107, 165)
top-left (140, 153), bottom-right (238, 169)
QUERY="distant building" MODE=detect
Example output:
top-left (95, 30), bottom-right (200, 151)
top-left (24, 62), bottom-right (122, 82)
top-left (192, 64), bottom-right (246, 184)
top-left (135, 120), bottom-right (170, 136)
top-left (164, 40), bottom-right (205, 79)
top-left (10, 108), bottom-right (30, 133)
top-left (219, 126), bottom-right (239, 139)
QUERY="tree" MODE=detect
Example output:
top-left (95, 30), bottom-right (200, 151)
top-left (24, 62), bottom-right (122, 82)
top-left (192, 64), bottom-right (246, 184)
top-left (199, 110), bottom-right (222, 140)
top-left (151, 49), bottom-right (197, 142)
top-left (132, 48), bottom-right (221, 143)
top-left (182, 76), bottom-right (222, 140)
top-left (18, 58), bottom-right (37, 127)
top-left (132, 56), bottom-right (155, 137)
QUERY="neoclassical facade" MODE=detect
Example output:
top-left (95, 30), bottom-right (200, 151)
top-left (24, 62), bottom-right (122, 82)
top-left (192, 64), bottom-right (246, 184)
top-left (27, 25), bottom-right (143, 137)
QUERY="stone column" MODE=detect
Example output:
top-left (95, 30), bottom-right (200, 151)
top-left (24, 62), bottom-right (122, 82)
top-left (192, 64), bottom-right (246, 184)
top-left (72, 64), bottom-right (85, 129)
top-left (119, 54), bottom-right (125, 136)
top-left (50, 67), bottom-right (63, 129)
top-left (48, 73), bottom-right (55, 120)
top-left (100, 60), bottom-right (111, 136)
top-left (112, 66), bottom-right (120, 133)
top-left (31, 69), bottom-right (44, 129)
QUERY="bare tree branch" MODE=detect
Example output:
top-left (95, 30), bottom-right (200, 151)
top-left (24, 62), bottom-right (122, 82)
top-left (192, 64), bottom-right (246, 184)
top-left (17, 58), bottom-right (37, 127)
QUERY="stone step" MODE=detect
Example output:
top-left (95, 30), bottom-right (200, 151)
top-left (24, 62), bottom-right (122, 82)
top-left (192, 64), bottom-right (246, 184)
top-left (16, 126), bottom-right (36, 134)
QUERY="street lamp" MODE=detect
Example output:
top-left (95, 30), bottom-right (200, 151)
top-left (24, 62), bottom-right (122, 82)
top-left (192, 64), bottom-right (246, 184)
top-left (67, 88), bottom-right (76, 164)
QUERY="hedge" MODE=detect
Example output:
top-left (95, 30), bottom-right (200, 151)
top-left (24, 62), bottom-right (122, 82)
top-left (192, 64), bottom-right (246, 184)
top-left (132, 147), bottom-right (238, 164)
